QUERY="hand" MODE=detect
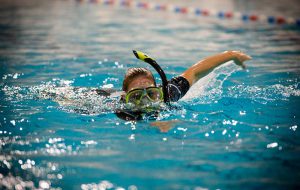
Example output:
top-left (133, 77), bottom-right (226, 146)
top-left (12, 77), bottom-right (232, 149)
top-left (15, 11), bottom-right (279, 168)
top-left (227, 51), bottom-right (252, 69)
top-left (150, 120), bottom-right (179, 133)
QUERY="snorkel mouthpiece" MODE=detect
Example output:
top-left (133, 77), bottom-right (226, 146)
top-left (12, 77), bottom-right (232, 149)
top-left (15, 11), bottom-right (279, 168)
top-left (133, 50), bottom-right (169, 103)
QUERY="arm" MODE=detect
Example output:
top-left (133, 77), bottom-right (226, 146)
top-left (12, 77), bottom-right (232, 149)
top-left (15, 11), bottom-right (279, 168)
top-left (181, 51), bottom-right (252, 86)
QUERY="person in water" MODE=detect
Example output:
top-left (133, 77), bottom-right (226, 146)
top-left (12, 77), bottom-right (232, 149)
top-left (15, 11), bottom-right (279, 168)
top-left (115, 50), bottom-right (251, 120)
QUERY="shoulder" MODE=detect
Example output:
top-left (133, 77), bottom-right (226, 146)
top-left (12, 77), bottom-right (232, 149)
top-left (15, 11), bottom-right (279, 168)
top-left (169, 76), bottom-right (190, 87)
top-left (167, 76), bottom-right (190, 102)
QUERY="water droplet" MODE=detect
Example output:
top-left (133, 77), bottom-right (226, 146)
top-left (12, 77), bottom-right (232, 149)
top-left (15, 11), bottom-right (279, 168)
top-left (10, 120), bottom-right (16, 126)
top-left (267, 142), bottom-right (278, 148)
top-left (13, 73), bottom-right (19, 79)
top-left (291, 125), bottom-right (297, 131)
top-left (222, 129), bottom-right (227, 135)
top-left (57, 174), bottom-right (63, 179)
top-left (128, 185), bottom-right (138, 190)
top-left (39, 180), bottom-right (50, 189)
top-left (177, 127), bottom-right (187, 132)
top-left (239, 111), bottom-right (246, 115)
top-left (128, 134), bottom-right (135, 140)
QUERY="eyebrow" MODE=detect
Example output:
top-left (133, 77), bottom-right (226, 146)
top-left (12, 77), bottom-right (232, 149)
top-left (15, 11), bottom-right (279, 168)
top-left (128, 83), bottom-right (155, 92)
top-left (127, 86), bottom-right (158, 93)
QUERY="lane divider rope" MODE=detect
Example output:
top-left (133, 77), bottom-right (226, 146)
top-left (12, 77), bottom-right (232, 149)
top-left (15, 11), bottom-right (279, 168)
top-left (76, 0), bottom-right (300, 27)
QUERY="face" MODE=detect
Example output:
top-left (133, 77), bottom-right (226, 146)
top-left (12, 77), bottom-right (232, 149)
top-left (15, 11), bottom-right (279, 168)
top-left (123, 75), bottom-right (161, 107)
top-left (126, 75), bottom-right (155, 92)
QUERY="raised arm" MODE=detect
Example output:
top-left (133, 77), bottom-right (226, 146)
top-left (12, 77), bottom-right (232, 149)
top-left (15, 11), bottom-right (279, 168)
top-left (181, 51), bottom-right (251, 86)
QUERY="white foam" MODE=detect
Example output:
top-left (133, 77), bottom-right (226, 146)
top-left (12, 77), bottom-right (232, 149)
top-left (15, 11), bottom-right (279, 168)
top-left (179, 60), bottom-right (299, 104)
top-left (102, 84), bottom-right (114, 89)
top-left (180, 61), bottom-right (236, 103)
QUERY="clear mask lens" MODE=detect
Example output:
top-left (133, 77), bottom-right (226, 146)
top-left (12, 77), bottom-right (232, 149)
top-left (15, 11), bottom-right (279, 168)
top-left (126, 87), bottom-right (163, 105)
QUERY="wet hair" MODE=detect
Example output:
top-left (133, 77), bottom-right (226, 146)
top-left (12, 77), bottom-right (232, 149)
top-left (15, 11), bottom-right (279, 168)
top-left (122, 68), bottom-right (156, 92)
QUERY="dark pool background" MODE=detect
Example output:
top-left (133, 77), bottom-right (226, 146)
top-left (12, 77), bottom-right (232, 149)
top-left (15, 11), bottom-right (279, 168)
top-left (1, 0), bottom-right (300, 189)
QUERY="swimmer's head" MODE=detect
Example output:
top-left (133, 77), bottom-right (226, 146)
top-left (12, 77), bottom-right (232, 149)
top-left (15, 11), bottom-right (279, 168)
top-left (121, 68), bottom-right (164, 107)
top-left (122, 68), bottom-right (156, 92)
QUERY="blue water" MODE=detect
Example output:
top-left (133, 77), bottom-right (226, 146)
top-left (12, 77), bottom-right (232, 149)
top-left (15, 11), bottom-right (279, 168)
top-left (1, 0), bottom-right (300, 189)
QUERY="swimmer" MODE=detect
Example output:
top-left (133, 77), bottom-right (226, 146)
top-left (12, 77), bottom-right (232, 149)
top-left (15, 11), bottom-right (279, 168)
top-left (115, 50), bottom-right (251, 120)
top-left (35, 50), bottom-right (251, 121)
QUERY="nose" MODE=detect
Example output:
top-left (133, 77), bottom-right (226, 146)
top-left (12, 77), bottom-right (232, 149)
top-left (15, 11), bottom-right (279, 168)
top-left (139, 94), bottom-right (151, 105)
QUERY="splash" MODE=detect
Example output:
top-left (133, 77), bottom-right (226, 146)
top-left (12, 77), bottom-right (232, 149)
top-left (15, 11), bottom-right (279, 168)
top-left (1, 79), bottom-right (177, 117)
top-left (2, 79), bottom-right (121, 115)
top-left (225, 83), bottom-right (300, 102)
top-left (180, 61), bottom-right (238, 103)
top-left (179, 61), bottom-right (300, 104)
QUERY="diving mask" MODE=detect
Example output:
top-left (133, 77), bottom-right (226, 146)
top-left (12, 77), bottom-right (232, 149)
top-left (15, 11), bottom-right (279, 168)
top-left (125, 87), bottom-right (163, 105)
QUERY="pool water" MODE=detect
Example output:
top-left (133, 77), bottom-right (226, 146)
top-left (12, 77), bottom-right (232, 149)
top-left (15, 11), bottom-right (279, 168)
top-left (1, 0), bottom-right (300, 189)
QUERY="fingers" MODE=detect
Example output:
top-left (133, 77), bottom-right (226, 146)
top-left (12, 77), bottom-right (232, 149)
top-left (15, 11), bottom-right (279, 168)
top-left (241, 63), bottom-right (246, 69)
top-left (240, 53), bottom-right (252, 61)
top-left (235, 51), bottom-right (252, 61)
top-left (227, 50), bottom-right (251, 69)
top-left (234, 59), bottom-right (246, 69)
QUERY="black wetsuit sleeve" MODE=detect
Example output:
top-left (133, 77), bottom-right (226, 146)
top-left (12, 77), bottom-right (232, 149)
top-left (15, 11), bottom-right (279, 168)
top-left (167, 76), bottom-right (190, 102)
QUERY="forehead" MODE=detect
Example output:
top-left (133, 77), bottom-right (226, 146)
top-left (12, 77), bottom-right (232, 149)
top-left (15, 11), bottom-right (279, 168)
top-left (127, 76), bottom-right (155, 91)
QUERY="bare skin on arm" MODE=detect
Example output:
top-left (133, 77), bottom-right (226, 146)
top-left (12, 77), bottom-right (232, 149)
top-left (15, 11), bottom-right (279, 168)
top-left (181, 51), bottom-right (252, 86)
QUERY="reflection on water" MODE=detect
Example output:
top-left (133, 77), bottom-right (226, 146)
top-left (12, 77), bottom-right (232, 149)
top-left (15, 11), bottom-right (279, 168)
top-left (1, 0), bottom-right (300, 189)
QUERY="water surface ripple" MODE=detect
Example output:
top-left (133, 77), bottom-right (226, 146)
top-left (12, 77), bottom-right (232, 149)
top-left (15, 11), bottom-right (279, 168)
top-left (0, 0), bottom-right (300, 190)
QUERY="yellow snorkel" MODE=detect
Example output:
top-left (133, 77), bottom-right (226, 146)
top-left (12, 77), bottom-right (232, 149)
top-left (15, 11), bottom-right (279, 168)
top-left (133, 50), bottom-right (169, 103)
top-left (132, 50), bottom-right (150, 62)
